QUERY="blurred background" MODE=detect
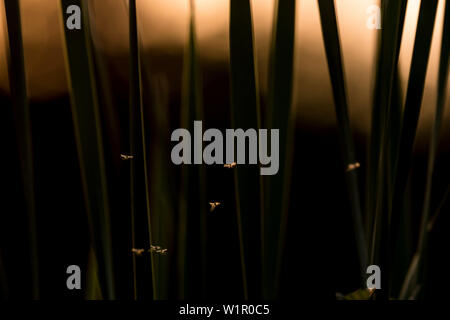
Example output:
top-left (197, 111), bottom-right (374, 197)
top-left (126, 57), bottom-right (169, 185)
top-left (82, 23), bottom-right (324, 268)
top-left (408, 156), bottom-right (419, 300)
top-left (0, 0), bottom-right (449, 300)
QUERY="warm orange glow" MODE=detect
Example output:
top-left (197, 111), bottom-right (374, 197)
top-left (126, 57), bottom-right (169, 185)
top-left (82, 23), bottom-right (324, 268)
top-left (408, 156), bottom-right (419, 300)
top-left (0, 0), bottom-right (448, 145)
top-left (0, 1), bottom-right (10, 93)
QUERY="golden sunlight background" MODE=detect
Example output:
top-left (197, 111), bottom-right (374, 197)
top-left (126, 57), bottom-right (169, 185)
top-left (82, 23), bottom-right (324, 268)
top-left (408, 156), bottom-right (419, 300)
top-left (0, 0), bottom-right (449, 148)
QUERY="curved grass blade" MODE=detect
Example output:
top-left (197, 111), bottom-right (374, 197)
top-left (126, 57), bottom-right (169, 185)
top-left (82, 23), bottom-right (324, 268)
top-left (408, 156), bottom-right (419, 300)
top-left (400, 0), bottom-right (450, 299)
top-left (317, 0), bottom-right (367, 282)
top-left (392, 0), bottom-right (439, 214)
top-left (418, 0), bottom-right (450, 260)
top-left (59, 0), bottom-right (115, 299)
top-left (364, 1), bottom-right (409, 299)
top-left (3, 0), bottom-right (39, 299)
top-left (388, 73), bottom-right (414, 295)
top-left (266, 0), bottom-right (296, 299)
top-left (388, 1), bottom-right (439, 295)
top-left (229, 0), bottom-right (264, 299)
top-left (366, 1), bottom-right (407, 269)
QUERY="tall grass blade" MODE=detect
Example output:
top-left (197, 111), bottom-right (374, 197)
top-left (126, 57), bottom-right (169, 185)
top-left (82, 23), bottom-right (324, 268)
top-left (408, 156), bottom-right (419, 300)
top-left (88, 6), bottom-right (122, 172)
top-left (127, 0), bottom-right (138, 300)
top-left (86, 246), bottom-right (103, 300)
top-left (128, 68), bottom-right (138, 303)
top-left (147, 76), bottom-right (174, 300)
top-left (130, 9), bottom-right (175, 298)
top-left (266, 0), bottom-right (296, 298)
top-left (388, 73), bottom-right (414, 295)
top-left (317, 0), bottom-right (367, 282)
top-left (178, 0), bottom-right (207, 298)
top-left (229, 0), bottom-right (263, 299)
top-left (367, 0), bottom-right (407, 269)
top-left (59, 0), bottom-right (115, 299)
top-left (388, 72), bottom-right (404, 203)
top-left (401, 0), bottom-right (450, 299)
top-left (389, 1), bottom-right (439, 293)
top-left (3, 0), bottom-right (39, 299)
top-left (129, 0), bottom-right (157, 300)
top-left (418, 0), bottom-right (450, 260)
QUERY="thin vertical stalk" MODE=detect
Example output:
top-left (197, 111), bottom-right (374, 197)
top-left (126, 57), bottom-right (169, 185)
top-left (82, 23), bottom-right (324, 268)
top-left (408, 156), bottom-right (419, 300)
top-left (367, 0), bottom-right (407, 269)
top-left (146, 75), bottom-right (174, 300)
top-left (128, 0), bottom-right (138, 300)
top-left (3, 0), bottom-right (39, 299)
top-left (418, 0), bottom-right (450, 259)
top-left (229, 0), bottom-right (264, 299)
top-left (129, 0), bottom-right (157, 299)
top-left (400, 0), bottom-right (450, 299)
top-left (178, 0), bottom-right (207, 298)
top-left (267, 0), bottom-right (296, 298)
top-left (59, 0), bottom-right (115, 299)
top-left (317, 0), bottom-right (367, 282)
top-left (389, 1), bottom-right (439, 296)
top-left (232, 175), bottom-right (248, 299)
